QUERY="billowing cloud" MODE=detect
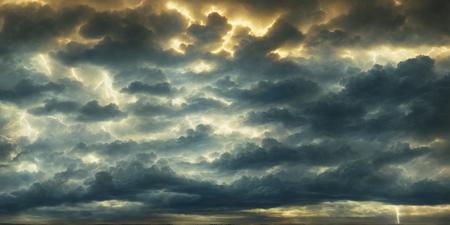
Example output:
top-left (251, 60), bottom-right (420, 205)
top-left (0, 0), bottom-right (450, 224)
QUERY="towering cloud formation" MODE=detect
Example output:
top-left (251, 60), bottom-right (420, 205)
top-left (0, 0), bottom-right (450, 224)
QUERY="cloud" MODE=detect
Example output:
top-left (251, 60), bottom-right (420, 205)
top-left (75, 124), bottom-right (217, 158)
top-left (0, 79), bottom-right (65, 104)
top-left (76, 100), bottom-right (125, 122)
top-left (129, 97), bottom-right (227, 117)
top-left (29, 99), bottom-right (81, 115)
top-left (240, 56), bottom-right (450, 141)
top-left (403, 0), bottom-right (450, 35)
top-left (1, 0), bottom-right (450, 223)
top-left (209, 138), bottom-right (428, 172)
top-left (209, 138), bottom-right (358, 171)
top-left (121, 81), bottom-right (175, 96)
top-left (0, 3), bottom-right (92, 53)
top-left (187, 12), bottom-right (232, 52)
top-left (0, 137), bottom-right (16, 162)
top-left (245, 107), bottom-right (305, 127)
top-left (215, 78), bottom-right (320, 106)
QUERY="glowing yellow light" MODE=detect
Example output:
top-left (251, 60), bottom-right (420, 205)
top-left (70, 67), bottom-right (83, 82)
top-left (426, 46), bottom-right (450, 57)
top-left (81, 154), bottom-right (100, 164)
top-left (168, 38), bottom-right (188, 54)
top-left (16, 162), bottom-right (39, 173)
top-left (245, 201), bottom-right (450, 219)
top-left (94, 71), bottom-right (120, 105)
top-left (432, 138), bottom-right (444, 144)
top-left (204, 5), bottom-right (224, 16)
top-left (211, 26), bottom-right (236, 56)
top-left (48, 115), bottom-right (66, 125)
top-left (395, 206), bottom-right (401, 224)
top-left (97, 200), bottom-right (141, 208)
top-left (184, 114), bottom-right (266, 138)
top-left (103, 72), bottom-right (119, 105)
top-left (191, 60), bottom-right (214, 73)
top-left (339, 45), bottom-right (450, 69)
top-left (340, 49), bottom-right (355, 60)
top-left (229, 16), bottom-right (278, 37)
top-left (171, 97), bottom-right (186, 107)
top-left (57, 38), bottom-right (72, 45)
top-left (100, 120), bottom-right (118, 139)
top-left (271, 45), bottom-right (305, 59)
top-left (19, 112), bottom-right (39, 141)
top-left (2, 0), bottom-right (46, 4)
top-left (38, 54), bottom-right (52, 76)
top-left (166, 2), bottom-right (195, 24)
top-left (94, 80), bottom-right (104, 90)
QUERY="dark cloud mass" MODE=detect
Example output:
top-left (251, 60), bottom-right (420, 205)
top-left (1, 0), bottom-right (450, 224)
top-left (77, 100), bottom-right (125, 122)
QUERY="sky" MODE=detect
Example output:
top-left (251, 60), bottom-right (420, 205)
top-left (0, 0), bottom-right (450, 224)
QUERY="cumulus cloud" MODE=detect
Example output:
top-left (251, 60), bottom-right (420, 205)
top-left (0, 79), bottom-right (64, 104)
top-left (76, 100), bottom-right (126, 122)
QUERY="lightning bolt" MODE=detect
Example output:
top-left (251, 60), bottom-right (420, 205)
top-left (70, 68), bottom-right (83, 82)
top-left (395, 206), bottom-right (401, 224)
top-left (39, 54), bottom-right (52, 76)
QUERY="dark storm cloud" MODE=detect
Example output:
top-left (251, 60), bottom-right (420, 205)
top-left (214, 78), bottom-right (320, 107)
top-left (0, 160), bottom-right (221, 214)
top-left (242, 56), bottom-right (450, 141)
top-left (0, 3), bottom-right (93, 55)
top-left (137, 124), bottom-right (216, 153)
top-left (0, 140), bottom-right (444, 218)
top-left (180, 96), bottom-right (227, 113)
top-left (0, 79), bottom-right (64, 104)
top-left (147, 9), bottom-right (189, 39)
top-left (55, 36), bottom-right (184, 68)
top-left (1, 0), bottom-right (450, 223)
top-left (129, 97), bottom-right (227, 117)
top-left (245, 107), bottom-right (305, 127)
top-left (312, 0), bottom-right (450, 47)
top-left (78, 10), bottom-right (152, 41)
top-left (303, 159), bottom-right (449, 205)
top-left (234, 20), bottom-right (304, 59)
top-left (113, 67), bottom-right (168, 86)
top-left (402, 0), bottom-right (450, 35)
top-left (210, 138), bottom-right (359, 171)
top-left (329, 0), bottom-right (405, 34)
top-left (317, 56), bottom-right (450, 139)
top-left (0, 145), bottom-right (445, 217)
top-left (304, 25), bottom-right (360, 49)
top-left (203, 20), bottom-right (308, 83)
top-left (187, 12), bottom-right (231, 51)
top-left (121, 81), bottom-right (175, 95)
top-left (244, 0), bottom-right (324, 25)
top-left (129, 100), bottom-right (174, 117)
top-left (75, 124), bottom-right (217, 157)
top-left (52, 3), bottom-right (193, 68)
top-left (26, 98), bottom-right (126, 122)
top-left (29, 99), bottom-right (81, 115)
top-left (208, 137), bottom-right (429, 172)
top-left (0, 137), bottom-right (16, 162)
top-left (180, 0), bottom-right (324, 27)
top-left (76, 100), bottom-right (125, 122)
top-left (0, 169), bottom-right (36, 192)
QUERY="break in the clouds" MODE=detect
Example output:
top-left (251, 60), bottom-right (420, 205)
top-left (1, 0), bottom-right (450, 224)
